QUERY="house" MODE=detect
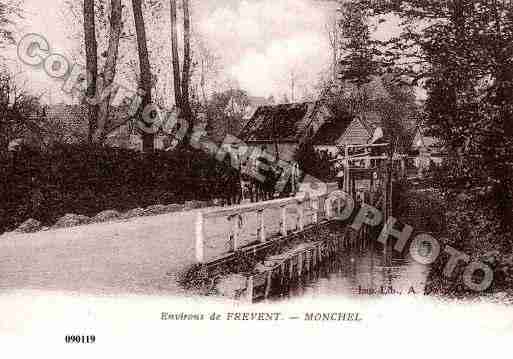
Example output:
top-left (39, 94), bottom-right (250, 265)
top-left (311, 110), bottom-right (393, 183)
top-left (239, 99), bottom-right (396, 159)
top-left (410, 125), bottom-right (444, 172)
top-left (239, 101), bottom-right (341, 162)
top-left (312, 111), bottom-right (384, 155)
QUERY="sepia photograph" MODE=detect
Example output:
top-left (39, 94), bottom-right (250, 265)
top-left (0, 0), bottom-right (512, 355)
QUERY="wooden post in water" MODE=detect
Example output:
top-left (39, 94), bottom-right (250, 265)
top-left (343, 145), bottom-right (350, 193)
top-left (351, 176), bottom-right (357, 202)
top-left (362, 225), bottom-right (366, 250)
top-left (279, 263), bottom-right (285, 287)
top-left (361, 190), bottom-right (366, 251)
top-left (370, 172), bottom-right (375, 205)
top-left (297, 252), bottom-right (303, 277)
top-left (383, 158), bottom-right (393, 265)
top-left (288, 258), bottom-right (294, 282)
top-left (360, 226), bottom-right (364, 252)
top-left (320, 196), bottom-right (324, 221)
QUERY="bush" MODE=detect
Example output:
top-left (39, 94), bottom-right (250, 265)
top-left (0, 144), bottom-right (240, 233)
top-left (295, 143), bottom-right (333, 181)
top-left (424, 192), bottom-right (513, 297)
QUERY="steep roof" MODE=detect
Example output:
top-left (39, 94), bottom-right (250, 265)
top-left (239, 101), bottom-right (326, 142)
top-left (311, 113), bottom-right (354, 145)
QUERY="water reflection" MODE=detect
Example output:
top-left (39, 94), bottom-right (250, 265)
top-left (269, 243), bottom-right (430, 301)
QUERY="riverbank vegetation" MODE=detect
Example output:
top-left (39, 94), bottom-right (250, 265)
top-left (394, 183), bottom-right (513, 299)
top-left (341, 0), bottom-right (513, 299)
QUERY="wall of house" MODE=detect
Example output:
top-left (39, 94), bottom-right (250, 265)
top-left (338, 119), bottom-right (371, 145)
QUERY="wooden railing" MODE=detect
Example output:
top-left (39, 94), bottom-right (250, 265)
top-left (194, 183), bottom-right (345, 263)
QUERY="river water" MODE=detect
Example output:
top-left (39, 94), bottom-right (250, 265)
top-left (270, 242), bottom-right (431, 301)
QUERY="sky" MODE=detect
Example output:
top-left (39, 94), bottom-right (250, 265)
top-left (8, 0), bottom-right (401, 104)
top-left (196, 0), bottom-right (334, 98)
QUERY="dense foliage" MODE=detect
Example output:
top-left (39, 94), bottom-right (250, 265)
top-left (205, 88), bottom-right (250, 142)
top-left (0, 144), bottom-right (241, 233)
top-left (330, 2), bottom-right (419, 154)
top-left (338, 0), bottom-right (513, 294)
top-left (295, 143), bottom-right (334, 182)
top-left (0, 68), bottom-right (45, 152)
top-left (355, 0), bottom-right (513, 238)
top-left (337, 0), bottom-right (381, 87)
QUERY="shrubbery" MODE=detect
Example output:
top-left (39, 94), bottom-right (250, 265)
top-left (295, 143), bottom-right (333, 182)
top-left (0, 144), bottom-right (241, 233)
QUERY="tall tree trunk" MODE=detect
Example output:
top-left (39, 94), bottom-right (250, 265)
top-left (200, 60), bottom-right (207, 104)
top-left (83, 0), bottom-right (98, 144)
top-left (182, 0), bottom-right (191, 120)
top-left (93, 0), bottom-right (122, 144)
top-left (132, 0), bottom-right (154, 153)
top-left (170, 0), bottom-right (182, 110)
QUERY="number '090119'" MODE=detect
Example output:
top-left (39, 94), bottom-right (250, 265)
top-left (65, 335), bottom-right (95, 344)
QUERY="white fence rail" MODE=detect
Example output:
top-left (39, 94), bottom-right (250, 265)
top-left (194, 183), bottom-right (345, 263)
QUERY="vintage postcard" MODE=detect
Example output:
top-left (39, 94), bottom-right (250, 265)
top-left (0, 0), bottom-right (512, 356)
